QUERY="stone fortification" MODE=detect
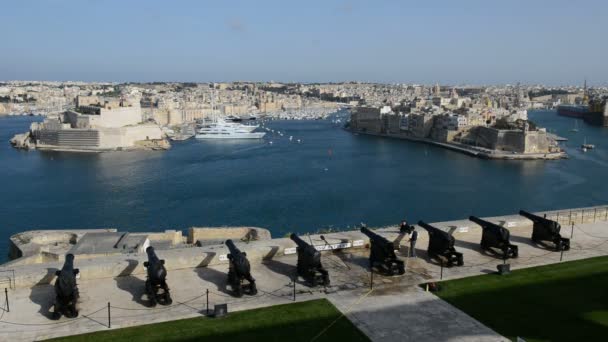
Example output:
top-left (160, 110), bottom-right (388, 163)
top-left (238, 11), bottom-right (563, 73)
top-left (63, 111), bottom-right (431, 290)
top-left (2, 205), bottom-right (607, 289)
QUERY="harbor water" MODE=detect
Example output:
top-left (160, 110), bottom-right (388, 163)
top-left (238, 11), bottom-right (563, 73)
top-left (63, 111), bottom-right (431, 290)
top-left (1, 110), bottom-right (607, 261)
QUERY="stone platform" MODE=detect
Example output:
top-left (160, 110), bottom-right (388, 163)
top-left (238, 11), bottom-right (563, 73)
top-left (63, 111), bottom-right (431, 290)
top-left (1, 205), bottom-right (608, 341)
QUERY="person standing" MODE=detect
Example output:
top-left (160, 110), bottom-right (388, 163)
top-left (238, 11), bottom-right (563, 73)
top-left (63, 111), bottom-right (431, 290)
top-left (409, 228), bottom-right (418, 258)
top-left (400, 220), bottom-right (413, 234)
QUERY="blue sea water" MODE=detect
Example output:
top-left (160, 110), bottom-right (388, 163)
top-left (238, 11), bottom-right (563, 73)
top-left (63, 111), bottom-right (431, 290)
top-left (1, 110), bottom-right (607, 261)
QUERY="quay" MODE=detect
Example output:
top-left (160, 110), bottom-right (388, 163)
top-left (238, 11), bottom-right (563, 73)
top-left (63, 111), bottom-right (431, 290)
top-left (1, 205), bottom-right (607, 340)
top-left (350, 129), bottom-right (567, 160)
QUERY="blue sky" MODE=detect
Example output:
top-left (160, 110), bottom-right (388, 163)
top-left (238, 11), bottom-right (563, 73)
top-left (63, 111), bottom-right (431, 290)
top-left (1, 0), bottom-right (606, 84)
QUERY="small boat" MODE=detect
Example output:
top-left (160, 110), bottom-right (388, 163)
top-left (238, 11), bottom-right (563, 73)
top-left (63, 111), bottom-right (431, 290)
top-left (225, 115), bottom-right (243, 122)
top-left (581, 137), bottom-right (595, 150)
top-left (570, 121), bottom-right (579, 133)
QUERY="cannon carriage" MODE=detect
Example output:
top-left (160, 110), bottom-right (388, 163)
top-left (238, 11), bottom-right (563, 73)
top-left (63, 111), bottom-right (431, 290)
top-left (225, 239), bottom-right (257, 297)
top-left (144, 246), bottom-right (172, 306)
top-left (519, 210), bottom-right (570, 251)
top-left (418, 221), bottom-right (464, 267)
top-left (360, 226), bottom-right (405, 275)
top-left (52, 254), bottom-right (79, 320)
top-left (469, 216), bottom-right (518, 259)
top-left (290, 234), bottom-right (330, 286)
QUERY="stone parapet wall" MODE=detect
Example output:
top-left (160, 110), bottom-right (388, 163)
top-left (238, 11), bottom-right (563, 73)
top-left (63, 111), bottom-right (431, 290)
top-left (2, 205), bottom-right (607, 289)
top-left (187, 227), bottom-right (272, 244)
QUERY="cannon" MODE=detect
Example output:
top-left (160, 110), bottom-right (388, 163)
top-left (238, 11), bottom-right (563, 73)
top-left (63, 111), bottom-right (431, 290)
top-left (360, 226), bottom-right (405, 275)
top-left (469, 216), bottom-right (519, 259)
top-left (418, 221), bottom-right (464, 267)
top-left (225, 239), bottom-right (257, 297)
top-left (519, 210), bottom-right (570, 251)
top-left (290, 234), bottom-right (330, 286)
top-left (52, 254), bottom-right (79, 319)
top-left (144, 246), bottom-right (172, 306)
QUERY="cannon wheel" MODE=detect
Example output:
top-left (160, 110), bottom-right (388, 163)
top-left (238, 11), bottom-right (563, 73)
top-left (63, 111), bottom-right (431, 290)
top-left (163, 291), bottom-right (173, 305)
top-left (480, 241), bottom-right (488, 251)
top-left (234, 281), bottom-right (244, 297)
top-left (249, 281), bottom-right (258, 296)
top-left (555, 240), bottom-right (563, 251)
top-left (531, 233), bottom-right (540, 243)
top-left (51, 300), bottom-right (62, 320)
top-left (511, 247), bottom-right (519, 258)
top-left (146, 280), bottom-right (158, 307)
top-left (66, 303), bottom-right (78, 318)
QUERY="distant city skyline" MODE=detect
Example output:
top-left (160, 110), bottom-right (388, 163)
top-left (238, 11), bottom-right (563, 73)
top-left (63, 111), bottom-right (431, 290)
top-left (1, 0), bottom-right (607, 85)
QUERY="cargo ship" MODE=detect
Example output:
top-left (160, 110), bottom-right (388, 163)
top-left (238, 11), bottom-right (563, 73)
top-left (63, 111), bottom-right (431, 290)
top-left (557, 99), bottom-right (607, 127)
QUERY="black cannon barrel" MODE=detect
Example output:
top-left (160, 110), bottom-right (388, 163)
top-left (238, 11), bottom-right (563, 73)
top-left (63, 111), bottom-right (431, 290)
top-left (418, 220), bottom-right (453, 244)
top-left (146, 246), bottom-right (161, 263)
top-left (418, 221), bottom-right (438, 233)
top-left (469, 216), bottom-right (502, 229)
top-left (225, 239), bottom-right (240, 254)
top-left (360, 226), bottom-right (384, 241)
top-left (290, 233), bottom-right (310, 248)
top-left (519, 210), bottom-right (547, 223)
top-left (62, 253), bottom-right (75, 271)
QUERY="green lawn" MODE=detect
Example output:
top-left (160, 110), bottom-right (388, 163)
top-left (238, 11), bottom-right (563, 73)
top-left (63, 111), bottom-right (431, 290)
top-left (436, 256), bottom-right (608, 342)
top-left (47, 299), bottom-right (369, 342)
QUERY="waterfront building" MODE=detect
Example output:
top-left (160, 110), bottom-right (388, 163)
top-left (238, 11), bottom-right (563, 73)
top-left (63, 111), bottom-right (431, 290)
top-left (12, 96), bottom-right (168, 151)
top-left (408, 113), bottom-right (435, 138)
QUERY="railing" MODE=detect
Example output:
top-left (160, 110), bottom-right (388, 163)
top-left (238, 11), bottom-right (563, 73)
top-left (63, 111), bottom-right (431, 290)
top-left (542, 206), bottom-right (608, 226)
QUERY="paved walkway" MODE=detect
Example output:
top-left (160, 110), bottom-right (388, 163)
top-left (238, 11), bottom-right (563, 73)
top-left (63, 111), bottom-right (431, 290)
top-left (0, 221), bottom-right (607, 341)
top-left (328, 287), bottom-right (508, 342)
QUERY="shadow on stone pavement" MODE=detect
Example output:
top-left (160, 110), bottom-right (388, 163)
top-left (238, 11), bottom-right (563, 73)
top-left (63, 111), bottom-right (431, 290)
top-left (114, 259), bottom-right (149, 307)
top-left (28, 268), bottom-right (59, 319)
top-left (194, 266), bottom-right (230, 295)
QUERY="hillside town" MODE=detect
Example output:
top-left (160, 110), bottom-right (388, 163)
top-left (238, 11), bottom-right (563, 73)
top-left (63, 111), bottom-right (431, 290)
top-left (3, 81), bottom-right (607, 157)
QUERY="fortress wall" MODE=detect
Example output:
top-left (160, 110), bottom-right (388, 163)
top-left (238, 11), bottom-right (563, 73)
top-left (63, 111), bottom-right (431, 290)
top-left (524, 131), bottom-right (549, 153)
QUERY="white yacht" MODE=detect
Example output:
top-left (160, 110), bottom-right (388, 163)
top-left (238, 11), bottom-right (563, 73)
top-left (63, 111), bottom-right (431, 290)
top-left (195, 119), bottom-right (265, 139)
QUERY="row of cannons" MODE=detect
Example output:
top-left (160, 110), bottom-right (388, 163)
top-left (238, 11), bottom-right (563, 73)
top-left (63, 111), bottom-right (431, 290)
top-left (413, 210), bottom-right (570, 267)
top-left (50, 210), bottom-right (570, 319)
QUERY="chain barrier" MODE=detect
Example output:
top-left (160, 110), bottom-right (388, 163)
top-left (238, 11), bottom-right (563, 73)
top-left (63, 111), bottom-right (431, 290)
top-left (208, 283), bottom-right (293, 305)
top-left (2, 221), bottom-right (608, 334)
top-left (0, 305), bottom-right (107, 327)
top-left (573, 223), bottom-right (608, 240)
top-left (0, 292), bottom-right (7, 321)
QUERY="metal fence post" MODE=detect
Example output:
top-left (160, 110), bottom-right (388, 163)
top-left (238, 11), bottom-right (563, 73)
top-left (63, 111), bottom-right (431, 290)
top-left (107, 302), bottom-right (111, 328)
top-left (594, 208), bottom-right (597, 223)
top-left (4, 288), bottom-right (9, 312)
top-left (293, 277), bottom-right (296, 301)
top-left (206, 289), bottom-right (209, 315)
top-left (571, 223), bottom-right (575, 239)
